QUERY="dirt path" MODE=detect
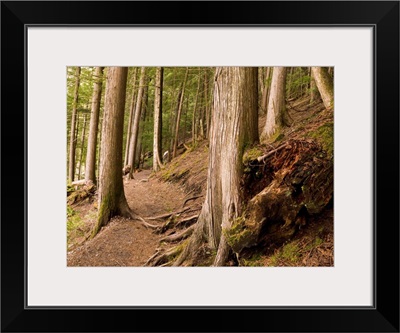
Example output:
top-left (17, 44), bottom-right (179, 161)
top-left (67, 170), bottom-right (187, 266)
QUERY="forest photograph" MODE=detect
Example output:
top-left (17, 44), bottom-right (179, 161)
top-left (66, 66), bottom-right (334, 267)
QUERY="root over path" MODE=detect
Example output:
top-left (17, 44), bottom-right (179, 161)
top-left (67, 170), bottom-right (187, 266)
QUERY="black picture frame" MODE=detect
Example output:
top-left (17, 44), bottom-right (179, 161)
top-left (1, 1), bottom-right (399, 332)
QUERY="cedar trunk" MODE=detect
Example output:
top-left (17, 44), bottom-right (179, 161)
top-left (85, 66), bottom-right (104, 184)
top-left (260, 67), bottom-right (288, 142)
top-left (311, 67), bottom-right (334, 110)
top-left (127, 67), bottom-right (146, 177)
top-left (175, 67), bottom-right (258, 266)
top-left (92, 67), bottom-right (131, 237)
top-left (68, 66), bottom-right (81, 182)
top-left (124, 68), bottom-right (139, 166)
top-left (153, 67), bottom-right (164, 172)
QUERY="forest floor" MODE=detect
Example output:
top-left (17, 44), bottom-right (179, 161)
top-left (67, 96), bottom-right (333, 267)
top-left (67, 170), bottom-right (201, 266)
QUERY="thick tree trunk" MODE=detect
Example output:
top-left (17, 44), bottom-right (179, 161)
top-left (85, 66), bottom-right (104, 184)
top-left (175, 67), bottom-right (258, 266)
top-left (124, 68), bottom-right (138, 166)
top-left (127, 67), bottom-right (146, 178)
top-left (172, 67), bottom-right (189, 158)
top-left (92, 67), bottom-right (132, 238)
top-left (68, 66), bottom-right (81, 182)
top-left (311, 67), bottom-right (333, 110)
top-left (260, 67), bottom-right (288, 142)
top-left (153, 67), bottom-right (164, 172)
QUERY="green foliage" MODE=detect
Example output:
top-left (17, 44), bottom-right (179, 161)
top-left (67, 207), bottom-right (85, 244)
top-left (307, 122), bottom-right (334, 158)
top-left (242, 253), bottom-right (264, 267)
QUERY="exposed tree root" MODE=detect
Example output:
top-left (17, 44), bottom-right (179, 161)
top-left (159, 224), bottom-right (195, 243)
top-left (145, 207), bottom-right (191, 221)
top-left (144, 245), bottom-right (185, 266)
top-left (182, 195), bottom-right (203, 208)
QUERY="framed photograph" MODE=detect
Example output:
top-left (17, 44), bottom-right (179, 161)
top-left (2, 1), bottom-right (399, 332)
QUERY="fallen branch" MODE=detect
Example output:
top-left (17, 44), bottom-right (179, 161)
top-left (255, 143), bottom-right (288, 163)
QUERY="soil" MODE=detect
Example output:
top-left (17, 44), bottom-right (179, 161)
top-left (67, 170), bottom-right (188, 266)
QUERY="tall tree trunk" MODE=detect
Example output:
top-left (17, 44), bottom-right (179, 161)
top-left (175, 67), bottom-right (258, 267)
top-left (92, 67), bottom-right (133, 238)
top-left (124, 67), bottom-right (139, 166)
top-left (204, 69), bottom-right (211, 140)
top-left (260, 67), bottom-right (288, 142)
top-left (85, 66), bottom-right (104, 184)
top-left (153, 67), bottom-right (164, 172)
top-left (127, 67), bottom-right (146, 178)
top-left (78, 114), bottom-right (87, 179)
top-left (260, 67), bottom-right (271, 115)
top-left (311, 67), bottom-right (334, 110)
top-left (172, 67), bottom-right (189, 158)
top-left (192, 68), bottom-right (202, 144)
top-left (309, 68), bottom-right (321, 105)
top-left (135, 82), bottom-right (148, 168)
top-left (68, 66), bottom-right (81, 182)
top-left (245, 67), bottom-right (259, 144)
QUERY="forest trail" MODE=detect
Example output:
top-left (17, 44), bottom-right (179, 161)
top-left (67, 170), bottom-right (187, 266)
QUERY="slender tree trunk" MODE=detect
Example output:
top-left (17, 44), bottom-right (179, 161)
top-left (311, 67), bottom-right (334, 110)
top-left (260, 67), bottom-right (288, 142)
top-left (260, 67), bottom-right (271, 115)
top-left (172, 67), bottom-right (189, 158)
top-left (85, 66), bottom-right (104, 184)
top-left (68, 66), bottom-right (81, 182)
top-left (309, 68), bottom-right (321, 105)
top-left (192, 69), bottom-right (202, 144)
top-left (175, 67), bottom-right (258, 266)
top-left (245, 67), bottom-right (259, 144)
top-left (204, 69), bottom-right (211, 140)
top-left (127, 67), bottom-right (146, 178)
top-left (136, 82), bottom-right (148, 168)
top-left (92, 67), bottom-right (133, 238)
top-left (78, 114), bottom-right (87, 179)
top-left (153, 67), bottom-right (164, 172)
top-left (124, 68), bottom-right (139, 166)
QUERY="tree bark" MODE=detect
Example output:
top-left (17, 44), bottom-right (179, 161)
top-left (68, 66), bottom-right (81, 182)
top-left (204, 69), bottom-right (211, 140)
top-left (153, 67), bottom-right (164, 172)
top-left (124, 67), bottom-right (138, 166)
top-left (192, 68), bottom-right (202, 144)
top-left (92, 67), bottom-right (132, 238)
top-left (309, 68), bottom-right (321, 104)
top-left (78, 114), bottom-right (87, 179)
top-left (245, 67), bottom-right (259, 144)
top-left (311, 67), bottom-right (334, 110)
top-left (172, 67), bottom-right (189, 158)
top-left (175, 67), bottom-right (257, 266)
top-left (260, 67), bottom-right (288, 142)
top-left (85, 66), bottom-right (104, 184)
top-left (127, 67), bottom-right (146, 178)
top-left (260, 67), bottom-right (271, 115)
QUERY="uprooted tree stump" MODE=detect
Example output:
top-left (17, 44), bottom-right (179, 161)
top-left (224, 139), bottom-right (333, 256)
